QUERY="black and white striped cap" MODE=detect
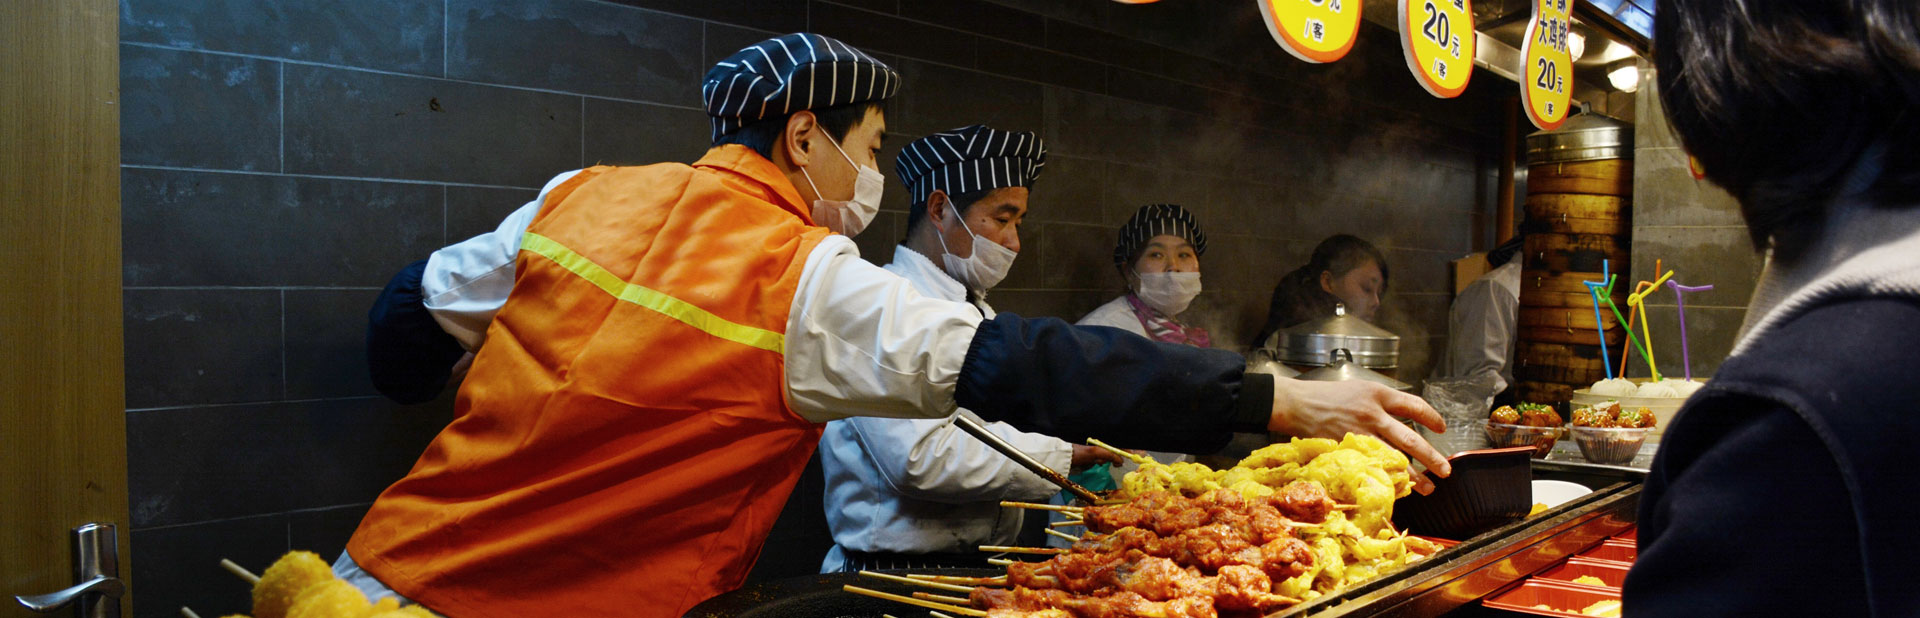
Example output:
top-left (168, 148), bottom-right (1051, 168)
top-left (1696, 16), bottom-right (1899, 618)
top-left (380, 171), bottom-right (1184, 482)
top-left (703, 33), bottom-right (901, 143)
top-left (894, 125), bottom-right (1047, 204)
top-left (1114, 204), bottom-right (1208, 266)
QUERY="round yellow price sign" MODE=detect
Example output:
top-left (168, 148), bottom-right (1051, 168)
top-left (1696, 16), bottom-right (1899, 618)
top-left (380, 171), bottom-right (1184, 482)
top-left (1521, 0), bottom-right (1575, 129)
top-left (1399, 0), bottom-right (1476, 98)
top-left (1258, 0), bottom-right (1363, 64)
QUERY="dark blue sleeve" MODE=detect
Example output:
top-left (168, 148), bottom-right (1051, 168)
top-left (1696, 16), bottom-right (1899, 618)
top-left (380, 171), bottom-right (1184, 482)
top-left (366, 259), bottom-right (466, 405)
top-left (955, 313), bottom-right (1272, 454)
top-left (1625, 400), bottom-right (1867, 616)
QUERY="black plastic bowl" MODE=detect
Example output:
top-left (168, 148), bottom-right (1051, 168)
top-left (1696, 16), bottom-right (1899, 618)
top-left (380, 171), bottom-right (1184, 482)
top-left (1393, 447), bottom-right (1535, 540)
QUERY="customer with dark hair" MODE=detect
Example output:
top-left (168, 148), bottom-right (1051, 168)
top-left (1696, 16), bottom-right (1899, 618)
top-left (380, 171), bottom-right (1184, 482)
top-left (1625, 1), bottom-right (1920, 616)
top-left (1251, 234), bottom-right (1391, 348)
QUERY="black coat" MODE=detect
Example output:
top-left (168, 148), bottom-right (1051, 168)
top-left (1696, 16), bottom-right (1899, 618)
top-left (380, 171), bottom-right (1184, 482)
top-left (1625, 298), bottom-right (1920, 617)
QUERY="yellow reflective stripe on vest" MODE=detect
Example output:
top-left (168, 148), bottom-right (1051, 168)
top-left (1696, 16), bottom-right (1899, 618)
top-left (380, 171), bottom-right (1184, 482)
top-left (519, 232), bottom-right (785, 354)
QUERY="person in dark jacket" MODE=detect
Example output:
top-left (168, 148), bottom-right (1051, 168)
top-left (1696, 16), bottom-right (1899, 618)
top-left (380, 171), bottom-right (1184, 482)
top-left (1625, 1), bottom-right (1920, 616)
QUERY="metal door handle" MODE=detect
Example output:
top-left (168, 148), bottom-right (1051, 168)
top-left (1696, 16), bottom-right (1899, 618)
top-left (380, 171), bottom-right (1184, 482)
top-left (15, 576), bottom-right (125, 612)
top-left (14, 522), bottom-right (122, 617)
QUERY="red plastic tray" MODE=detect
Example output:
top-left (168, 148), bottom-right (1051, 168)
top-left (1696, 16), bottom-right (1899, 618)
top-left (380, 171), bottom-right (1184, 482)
top-left (1535, 557), bottom-right (1630, 589)
top-left (1576, 539), bottom-right (1637, 564)
top-left (1611, 526), bottom-right (1637, 541)
top-left (1483, 579), bottom-right (1623, 616)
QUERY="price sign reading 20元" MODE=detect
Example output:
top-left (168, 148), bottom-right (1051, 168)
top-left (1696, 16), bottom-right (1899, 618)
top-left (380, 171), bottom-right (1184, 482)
top-left (1259, 0), bottom-right (1364, 64)
top-left (1521, 0), bottom-right (1575, 129)
top-left (1399, 0), bottom-right (1476, 98)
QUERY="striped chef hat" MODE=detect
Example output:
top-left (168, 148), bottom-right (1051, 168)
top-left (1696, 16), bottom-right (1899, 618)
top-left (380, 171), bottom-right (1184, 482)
top-left (894, 125), bottom-right (1048, 205)
top-left (703, 33), bottom-right (901, 143)
top-left (1113, 204), bottom-right (1208, 267)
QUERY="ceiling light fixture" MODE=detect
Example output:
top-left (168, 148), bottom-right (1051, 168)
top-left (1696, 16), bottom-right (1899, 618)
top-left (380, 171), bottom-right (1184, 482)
top-left (1568, 29), bottom-right (1587, 62)
top-left (1607, 61), bottom-right (1640, 92)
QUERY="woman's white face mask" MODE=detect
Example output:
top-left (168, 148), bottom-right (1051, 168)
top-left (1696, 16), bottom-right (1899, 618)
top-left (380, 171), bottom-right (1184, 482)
top-left (934, 201), bottom-right (1017, 292)
top-left (799, 130), bottom-right (884, 237)
top-left (1133, 270), bottom-right (1202, 316)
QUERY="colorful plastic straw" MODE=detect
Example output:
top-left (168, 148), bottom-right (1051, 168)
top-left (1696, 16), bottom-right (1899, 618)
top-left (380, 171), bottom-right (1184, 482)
top-left (1592, 260), bottom-right (1657, 381)
top-left (1626, 269), bottom-right (1675, 381)
top-left (1619, 259), bottom-right (1662, 376)
top-left (1583, 268), bottom-right (1616, 380)
top-left (1618, 280), bottom-right (1657, 377)
top-left (1668, 280), bottom-right (1716, 381)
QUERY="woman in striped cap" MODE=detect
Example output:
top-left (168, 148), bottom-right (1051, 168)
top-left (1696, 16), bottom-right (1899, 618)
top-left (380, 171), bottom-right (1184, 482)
top-left (1058, 204), bottom-right (1213, 507)
top-left (1078, 204), bottom-right (1212, 347)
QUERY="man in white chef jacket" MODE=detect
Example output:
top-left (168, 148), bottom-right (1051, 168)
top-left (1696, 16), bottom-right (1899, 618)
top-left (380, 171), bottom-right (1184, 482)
top-left (818, 125), bottom-right (1123, 572)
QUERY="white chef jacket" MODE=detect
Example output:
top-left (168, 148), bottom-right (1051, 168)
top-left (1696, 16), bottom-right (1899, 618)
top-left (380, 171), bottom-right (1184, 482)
top-left (817, 246), bottom-right (1074, 571)
top-left (1429, 260), bottom-right (1523, 402)
top-left (419, 170), bottom-right (986, 424)
top-left (1077, 295), bottom-right (1149, 337)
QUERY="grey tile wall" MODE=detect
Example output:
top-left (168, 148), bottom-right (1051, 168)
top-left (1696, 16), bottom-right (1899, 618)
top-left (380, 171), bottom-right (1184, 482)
top-left (1629, 66), bottom-right (1761, 380)
top-left (120, 0), bottom-right (443, 75)
top-left (120, 45), bottom-right (281, 171)
top-left (120, 0), bottom-right (1513, 608)
top-left (446, 0), bottom-right (704, 103)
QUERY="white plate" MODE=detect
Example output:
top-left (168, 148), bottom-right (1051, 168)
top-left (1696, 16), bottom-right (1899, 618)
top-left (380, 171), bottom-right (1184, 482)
top-left (1532, 480), bottom-right (1592, 508)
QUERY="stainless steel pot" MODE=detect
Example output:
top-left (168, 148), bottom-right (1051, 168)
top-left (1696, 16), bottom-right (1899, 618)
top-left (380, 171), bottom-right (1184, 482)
top-left (1272, 304), bottom-right (1400, 369)
top-left (1296, 349), bottom-right (1414, 392)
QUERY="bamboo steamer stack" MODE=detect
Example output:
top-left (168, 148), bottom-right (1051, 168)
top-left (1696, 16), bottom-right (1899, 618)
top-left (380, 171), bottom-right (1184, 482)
top-left (1515, 114), bottom-right (1633, 408)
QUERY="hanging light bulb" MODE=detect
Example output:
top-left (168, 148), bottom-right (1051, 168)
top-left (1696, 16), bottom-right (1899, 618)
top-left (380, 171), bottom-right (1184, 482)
top-left (1608, 62), bottom-right (1641, 92)
top-left (1568, 29), bottom-right (1587, 62)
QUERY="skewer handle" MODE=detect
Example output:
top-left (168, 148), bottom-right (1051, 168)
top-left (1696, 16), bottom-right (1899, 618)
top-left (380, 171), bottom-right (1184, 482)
top-left (999, 501), bottom-right (1082, 513)
top-left (912, 592), bottom-right (974, 605)
top-left (858, 570), bottom-right (976, 593)
top-left (952, 415), bottom-right (1101, 503)
top-left (218, 558), bottom-right (260, 585)
top-left (1044, 528), bottom-right (1082, 543)
top-left (980, 545), bottom-right (1065, 555)
top-left (180, 607), bottom-right (202, 618)
top-left (841, 584), bottom-right (986, 617)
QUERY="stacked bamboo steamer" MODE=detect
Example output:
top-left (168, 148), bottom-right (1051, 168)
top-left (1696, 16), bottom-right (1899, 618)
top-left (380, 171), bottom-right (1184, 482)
top-left (1515, 114), bottom-right (1633, 408)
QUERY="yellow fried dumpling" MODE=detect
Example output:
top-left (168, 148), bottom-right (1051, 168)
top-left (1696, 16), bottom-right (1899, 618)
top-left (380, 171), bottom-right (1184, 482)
top-left (252, 551), bottom-right (335, 618)
top-left (285, 579), bottom-right (375, 618)
top-left (368, 605), bottom-right (442, 618)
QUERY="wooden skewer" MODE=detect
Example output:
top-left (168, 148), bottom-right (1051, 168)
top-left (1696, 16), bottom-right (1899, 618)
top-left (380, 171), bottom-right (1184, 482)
top-left (911, 591), bottom-right (974, 605)
top-left (841, 584), bottom-right (986, 617)
top-left (180, 607), bottom-right (203, 618)
top-left (1333, 503), bottom-right (1360, 511)
top-left (858, 571), bottom-right (976, 593)
top-left (1086, 438), bottom-right (1154, 465)
top-left (980, 545), bottom-right (1065, 555)
top-left (930, 612), bottom-right (961, 618)
top-left (1048, 519), bottom-right (1086, 528)
top-left (906, 574), bottom-right (1007, 587)
top-left (986, 558), bottom-right (1015, 567)
top-left (1000, 501), bottom-right (1081, 513)
top-left (1044, 528), bottom-right (1082, 543)
top-left (219, 558), bottom-right (260, 585)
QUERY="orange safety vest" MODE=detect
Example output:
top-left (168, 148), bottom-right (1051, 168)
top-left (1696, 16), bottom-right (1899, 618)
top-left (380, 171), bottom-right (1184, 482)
top-left (347, 145), bottom-right (833, 617)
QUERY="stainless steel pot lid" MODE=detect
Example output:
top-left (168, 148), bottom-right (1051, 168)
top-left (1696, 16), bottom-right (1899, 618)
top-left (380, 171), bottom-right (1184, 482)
top-left (1273, 304), bottom-right (1400, 368)
top-left (1245, 348), bottom-right (1302, 378)
top-left (1297, 349), bottom-right (1414, 392)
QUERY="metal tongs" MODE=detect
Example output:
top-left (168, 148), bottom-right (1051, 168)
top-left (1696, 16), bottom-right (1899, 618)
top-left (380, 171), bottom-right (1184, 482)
top-left (950, 414), bottom-right (1102, 503)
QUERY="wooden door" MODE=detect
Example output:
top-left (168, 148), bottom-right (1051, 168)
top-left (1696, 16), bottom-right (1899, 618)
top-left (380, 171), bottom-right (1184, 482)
top-left (1, 1), bottom-right (132, 616)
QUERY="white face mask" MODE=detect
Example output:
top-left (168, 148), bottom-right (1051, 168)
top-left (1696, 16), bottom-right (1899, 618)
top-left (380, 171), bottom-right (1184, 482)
top-left (933, 202), bottom-right (1017, 292)
top-left (1132, 270), bottom-right (1202, 317)
top-left (799, 130), bottom-right (884, 237)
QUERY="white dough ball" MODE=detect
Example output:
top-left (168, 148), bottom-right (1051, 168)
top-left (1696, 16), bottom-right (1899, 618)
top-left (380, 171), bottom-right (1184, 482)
top-left (1591, 378), bottom-right (1639, 397)
top-left (1635, 381), bottom-right (1681, 398)
top-left (1660, 378), bottom-right (1705, 398)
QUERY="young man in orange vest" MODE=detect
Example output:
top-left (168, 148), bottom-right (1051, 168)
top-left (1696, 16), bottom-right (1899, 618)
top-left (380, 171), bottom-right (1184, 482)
top-left (341, 33), bottom-right (1451, 617)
